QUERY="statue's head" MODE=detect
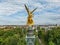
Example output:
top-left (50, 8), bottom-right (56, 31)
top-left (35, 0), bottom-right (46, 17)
top-left (28, 11), bottom-right (33, 18)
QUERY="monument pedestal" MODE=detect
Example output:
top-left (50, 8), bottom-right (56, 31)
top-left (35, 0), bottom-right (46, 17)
top-left (26, 26), bottom-right (35, 45)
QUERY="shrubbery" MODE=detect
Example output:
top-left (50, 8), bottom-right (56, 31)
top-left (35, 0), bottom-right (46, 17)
top-left (38, 27), bottom-right (60, 45)
top-left (0, 28), bottom-right (27, 45)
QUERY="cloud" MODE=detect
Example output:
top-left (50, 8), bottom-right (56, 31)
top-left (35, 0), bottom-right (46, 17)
top-left (45, 0), bottom-right (60, 2)
top-left (0, 0), bottom-right (60, 25)
top-left (0, 2), bottom-right (24, 16)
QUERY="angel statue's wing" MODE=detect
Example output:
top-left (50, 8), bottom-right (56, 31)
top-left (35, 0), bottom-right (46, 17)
top-left (24, 4), bottom-right (29, 14)
top-left (31, 8), bottom-right (37, 14)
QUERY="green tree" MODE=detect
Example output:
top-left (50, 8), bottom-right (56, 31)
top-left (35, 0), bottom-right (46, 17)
top-left (49, 41), bottom-right (55, 45)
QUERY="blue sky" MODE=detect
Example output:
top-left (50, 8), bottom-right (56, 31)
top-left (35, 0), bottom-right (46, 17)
top-left (0, 0), bottom-right (60, 25)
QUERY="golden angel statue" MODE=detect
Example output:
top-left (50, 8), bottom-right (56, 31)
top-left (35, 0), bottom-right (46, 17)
top-left (24, 5), bottom-right (37, 26)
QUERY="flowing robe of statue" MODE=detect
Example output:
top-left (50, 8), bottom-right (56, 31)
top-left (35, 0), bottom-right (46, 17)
top-left (27, 13), bottom-right (34, 26)
top-left (24, 5), bottom-right (37, 26)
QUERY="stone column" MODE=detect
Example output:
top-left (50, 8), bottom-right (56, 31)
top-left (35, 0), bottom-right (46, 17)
top-left (26, 26), bottom-right (35, 45)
